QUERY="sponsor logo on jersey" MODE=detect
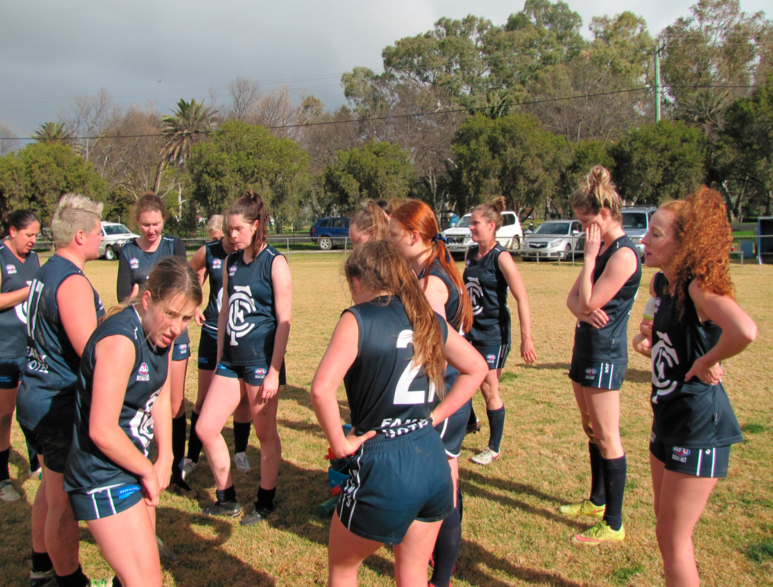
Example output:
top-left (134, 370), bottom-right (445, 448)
top-left (5, 264), bottom-right (16, 275)
top-left (178, 344), bottom-right (187, 353)
top-left (652, 332), bottom-right (680, 400)
top-left (130, 258), bottom-right (139, 269)
top-left (654, 297), bottom-right (661, 314)
top-left (212, 259), bottom-right (222, 269)
top-left (465, 276), bottom-right (484, 316)
top-left (229, 265), bottom-right (237, 276)
top-left (137, 362), bottom-right (150, 382)
top-left (27, 359), bottom-right (49, 374)
top-left (228, 285), bottom-right (256, 345)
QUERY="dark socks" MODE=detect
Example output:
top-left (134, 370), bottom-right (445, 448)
top-left (55, 565), bottom-right (89, 587)
top-left (430, 490), bottom-right (462, 587)
top-left (31, 550), bottom-right (53, 574)
top-left (601, 455), bottom-right (626, 531)
top-left (171, 415), bottom-right (187, 482)
top-left (28, 442), bottom-right (40, 472)
top-left (588, 442), bottom-right (605, 507)
top-left (0, 447), bottom-right (9, 481)
top-left (256, 486), bottom-right (276, 510)
top-left (467, 406), bottom-right (478, 428)
top-left (187, 411), bottom-right (202, 463)
top-left (233, 420), bottom-right (252, 454)
top-left (112, 576), bottom-right (123, 587)
top-left (216, 484), bottom-right (237, 504)
top-left (486, 406), bottom-right (506, 453)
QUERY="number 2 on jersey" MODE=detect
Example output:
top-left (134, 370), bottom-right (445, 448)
top-left (394, 330), bottom-right (435, 405)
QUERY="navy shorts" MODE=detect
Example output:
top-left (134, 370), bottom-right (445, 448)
top-left (569, 360), bottom-right (627, 390)
top-left (435, 365), bottom-right (469, 457)
top-left (69, 483), bottom-right (143, 521)
top-left (649, 431), bottom-right (730, 478)
top-left (197, 329), bottom-right (218, 370)
top-left (173, 342), bottom-right (191, 362)
top-left (473, 344), bottom-right (509, 370)
top-left (337, 425), bottom-right (453, 545)
top-left (20, 419), bottom-right (73, 474)
top-left (0, 356), bottom-right (27, 389)
top-left (216, 360), bottom-right (287, 387)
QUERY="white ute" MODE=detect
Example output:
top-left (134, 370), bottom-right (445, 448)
top-left (443, 211), bottom-right (523, 255)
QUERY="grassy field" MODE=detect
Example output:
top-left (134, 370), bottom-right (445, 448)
top-left (2, 253), bottom-right (773, 586)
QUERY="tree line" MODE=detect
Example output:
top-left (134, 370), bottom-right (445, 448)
top-left (0, 0), bottom-right (771, 232)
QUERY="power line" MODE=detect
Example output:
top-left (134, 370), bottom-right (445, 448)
top-left (0, 84), bottom-right (759, 142)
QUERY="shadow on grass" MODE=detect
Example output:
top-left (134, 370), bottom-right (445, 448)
top-left (460, 475), bottom-right (587, 531)
top-left (521, 362), bottom-right (571, 372)
top-left (457, 538), bottom-right (588, 587)
top-left (277, 418), bottom-right (322, 435)
top-left (154, 506), bottom-right (276, 586)
top-left (280, 385), bottom-right (351, 422)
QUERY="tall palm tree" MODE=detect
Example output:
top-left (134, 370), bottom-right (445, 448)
top-left (32, 122), bottom-right (75, 144)
top-left (154, 99), bottom-right (218, 192)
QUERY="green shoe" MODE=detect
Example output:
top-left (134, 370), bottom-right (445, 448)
top-left (558, 499), bottom-right (605, 518)
top-left (572, 520), bottom-right (625, 544)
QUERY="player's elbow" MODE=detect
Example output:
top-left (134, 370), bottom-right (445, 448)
top-left (739, 319), bottom-right (757, 346)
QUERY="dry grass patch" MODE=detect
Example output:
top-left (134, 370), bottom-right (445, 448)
top-left (1, 254), bottom-right (772, 585)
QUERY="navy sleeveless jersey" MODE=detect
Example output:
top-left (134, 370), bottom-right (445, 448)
top-left (463, 244), bottom-right (510, 346)
top-left (572, 236), bottom-right (642, 364)
top-left (65, 306), bottom-right (170, 492)
top-left (202, 239), bottom-right (227, 334)
top-left (117, 235), bottom-right (189, 345)
top-left (650, 273), bottom-right (742, 447)
top-left (0, 243), bottom-right (39, 358)
top-left (16, 255), bottom-right (105, 430)
top-left (428, 259), bottom-right (463, 333)
top-left (223, 245), bottom-right (282, 366)
top-left (343, 296), bottom-right (449, 438)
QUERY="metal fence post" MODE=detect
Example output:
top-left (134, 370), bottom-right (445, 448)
top-left (286, 238), bottom-right (290, 263)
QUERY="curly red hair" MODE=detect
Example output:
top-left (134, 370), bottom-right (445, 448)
top-left (661, 186), bottom-right (734, 318)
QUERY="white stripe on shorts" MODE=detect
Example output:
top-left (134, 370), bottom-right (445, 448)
top-left (711, 450), bottom-right (716, 478)
top-left (696, 449), bottom-right (703, 476)
top-left (347, 452), bottom-right (362, 531)
top-left (91, 493), bottom-right (99, 520)
top-left (608, 364), bottom-right (614, 389)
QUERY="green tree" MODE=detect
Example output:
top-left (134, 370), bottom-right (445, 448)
top-left (188, 120), bottom-right (310, 233)
top-left (660, 0), bottom-right (773, 136)
top-left (558, 139), bottom-right (615, 215)
top-left (321, 141), bottom-right (414, 213)
top-left (0, 142), bottom-right (109, 223)
top-left (155, 98), bottom-right (219, 193)
top-left (612, 121), bottom-right (706, 205)
top-left (451, 113), bottom-right (572, 216)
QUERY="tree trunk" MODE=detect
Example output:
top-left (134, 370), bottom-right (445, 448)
top-left (153, 159), bottom-right (165, 194)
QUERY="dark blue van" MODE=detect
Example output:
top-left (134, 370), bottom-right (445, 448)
top-left (310, 217), bottom-right (350, 250)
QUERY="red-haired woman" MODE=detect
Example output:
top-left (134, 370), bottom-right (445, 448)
top-left (389, 200), bottom-right (474, 587)
top-left (641, 188), bottom-right (755, 586)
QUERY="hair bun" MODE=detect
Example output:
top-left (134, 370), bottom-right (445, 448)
top-left (588, 165), bottom-right (611, 190)
top-left (246, 189), bottom-right (256, 200)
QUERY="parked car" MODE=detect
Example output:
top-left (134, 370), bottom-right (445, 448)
top-left (443, 211), bottom-right (523, 255)
top-left (99, 222), bottom-right (138, 260)
top-left (309, 217), bottom-right (350, 250)
top-left (521, 220), bottom-right (585, 261)
top-left (621, 206), bottom-right (657, 260)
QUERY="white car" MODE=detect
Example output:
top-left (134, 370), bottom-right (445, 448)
top-left (521, 220), bottom-right (585, 261)
top-left (443, 211), bottom-right (523, 255)
top-left (99, 222), bottom-right (139, 260)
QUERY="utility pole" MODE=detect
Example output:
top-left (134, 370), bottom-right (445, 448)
top-left (654, 40), bottom-right (664, 123)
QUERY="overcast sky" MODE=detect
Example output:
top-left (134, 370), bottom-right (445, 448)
top-left (0, 0), bottom-right (769, 138)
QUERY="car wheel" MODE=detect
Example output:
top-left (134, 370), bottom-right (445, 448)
top-left (562, 244), bottom-right (572, 260)
top-left (511, 236), bottom-right (520, 250)
top-left (318, 237), bottom-right (333, 251)
top-left (104, 246), bottom-right (117, 261)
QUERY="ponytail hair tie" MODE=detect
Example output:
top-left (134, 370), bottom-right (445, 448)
top-left (434, 233), bottom-right (447, 243)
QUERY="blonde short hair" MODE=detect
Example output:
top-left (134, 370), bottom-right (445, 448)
top-left (51, 194), bottom-right (103, 249)
top-left (206, 215), bottom-right (224, 235)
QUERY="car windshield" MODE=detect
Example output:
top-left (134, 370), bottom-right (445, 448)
top-left (622, 213), bottom-right (647, 229)
top-left (103, 224), bottom-right (132, 236)
top-left (456, 216), bottom-right (471, 228)
top-left (533, 222), bottom-right (570, 235)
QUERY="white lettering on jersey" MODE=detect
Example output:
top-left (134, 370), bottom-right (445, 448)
top-left (14, 280), bottom-right (32, 324)
top-left (652, 331), bottom-right (680, 399)
top-left (465, 277), bottom-right (484, 316)
top-left (228, 285), bottom-right (257, 345)
top-left (394, 330), bottom-right (435, 405)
